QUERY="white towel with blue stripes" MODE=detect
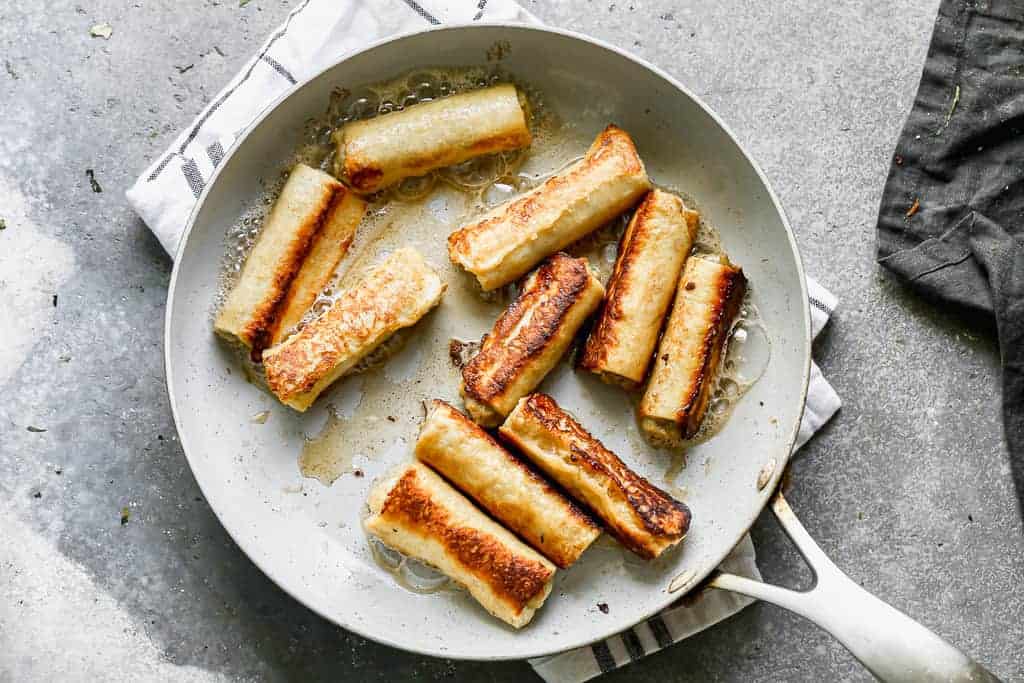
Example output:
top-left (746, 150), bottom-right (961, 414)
top-left (125, 1), bottom-right (841, 680)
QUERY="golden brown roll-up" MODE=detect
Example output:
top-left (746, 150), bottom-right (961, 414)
top-left (639, 255), bottom-right (747, 446)
top-left (269, 190), bottom-right (367, 345)
top-left (214, 164), bottom-right (347, 352)
top-left (460, 253), bottom-right (605, 427)
top-left (448, 125), bottom-right (651, 291)
top-left (499, 393), bottom-right (691, 560)
top-left (337, 83), bottom-right (531, 194)
top-left (263, 247), bottom-right (446, 411)
top-left (579, 189), bottom-right (698, 388)
top-left (415, 400), bottom-right (600, 568)
top-left (363, 462), bottom-right (556, 629)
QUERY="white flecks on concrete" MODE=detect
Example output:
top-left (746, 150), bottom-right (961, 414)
top-left (0, 176), bottom-right (76, 387)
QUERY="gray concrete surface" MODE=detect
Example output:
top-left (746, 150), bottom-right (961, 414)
top-left (1, 1), bottom-right (1021, 681)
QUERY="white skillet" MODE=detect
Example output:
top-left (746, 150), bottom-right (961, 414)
top-left (165, 24), bottom-right (998, 680)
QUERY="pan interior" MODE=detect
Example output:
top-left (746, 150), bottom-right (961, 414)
top-left (166, 25), bottom-right (809, 660)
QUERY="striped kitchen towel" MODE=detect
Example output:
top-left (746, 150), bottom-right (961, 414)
top-left (125, 1), bottom-right (841, 681)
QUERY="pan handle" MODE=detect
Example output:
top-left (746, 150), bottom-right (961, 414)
top-left (708, 492), bottom-right (1001, 682)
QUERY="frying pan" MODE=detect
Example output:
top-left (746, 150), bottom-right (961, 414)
top-left (165, 24), bottom-right (998, 680)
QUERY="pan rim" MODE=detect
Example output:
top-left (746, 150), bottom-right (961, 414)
top-left (164, 22), bottom-right (812, 661)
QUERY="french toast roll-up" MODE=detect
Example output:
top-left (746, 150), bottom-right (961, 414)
top-left (579, 189), bottom-right (699, 388)
top-left (499, 393), bottom-right (691, 560)
top-left (639, 255), bottom-right (747, 447)
top-left (215, 164), bottom-right (362, 353)
top-left (460, 253), bottom-right (605, 427)
top-left (336, 83), bottom-right (531, 194)
top-left (415, 400), bottom-right (600, 568)
top-left (363, 462), bottom-right (556, 629)
top-left (448, 125), bottom-right (651, 291)
top-left (262, 248), bottom-right (446, 411)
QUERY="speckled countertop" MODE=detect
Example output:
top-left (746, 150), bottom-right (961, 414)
top-left (1, 1), bottom-right (1021, 681)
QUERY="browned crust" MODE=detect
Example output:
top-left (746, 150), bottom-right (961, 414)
top-left (266, 189), bottom-right (363, 344)
top-left (424, 400), bottom-right (599, 568)
top-left (241, 182), bottom-right (341, 358)
top-left (378, 465), bottom-right (554, 613)
top-left (262, 253), bottom-right (441, 402)
top-left (345, 165), bottom-right (383, 194)
top-left (447, 125), bottom-right (644, 265)
top-left (461, 253), bottom-right (593, 406)
top-left (579, 191), bottom-right (699, 387)
top-left (467, 130), bottom-right (532, 157)
top-left (351, 132), bottom-right (530, 183)
top-left (503, 393), bottom-right (690, 559)
top-left (578, 191), bottom-right (657, 384)
top-left (676, 265), bottom-right (747, 438)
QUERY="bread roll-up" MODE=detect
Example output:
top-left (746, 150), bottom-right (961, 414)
top-left (338, 83), bottom-right (531, 194)
top-left (263, 248), bottom-right (446, 411)
top-left (580, 189), bottom-right (698, 388)
top-left (461, 253), bottom-right (605, 426)
top-left (448, 125), bottom-right (651, 290)
top-left (364, 462), bottom-right (556, 629)
top-left (215, 164), bottom-right (347, 352)
top-left (499, 393), bottom-right (691, 560)
top-left (270, 190), bottom-right (367, 345)
top-left (639, 255), bottom-right (747, 446)
top-left (415, 400), bottom-right (600, 568)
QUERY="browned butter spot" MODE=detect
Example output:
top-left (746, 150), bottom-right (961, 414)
top-left (346, 163), bottom-right (384, 192)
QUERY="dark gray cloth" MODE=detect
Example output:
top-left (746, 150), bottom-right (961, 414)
top-left (876, 0), bottom-right (1024, 512)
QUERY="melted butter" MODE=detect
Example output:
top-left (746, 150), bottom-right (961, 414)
top-left (682, 300), bottom-right (772, 444)
top-left (367, 535), bottom-right (452, 594)
top-left (298, 411), bottom-right (358, 485)
top-left (213, 204), bottom-right (271, 318)
top-left (297, 369), bottom-right (418, 486)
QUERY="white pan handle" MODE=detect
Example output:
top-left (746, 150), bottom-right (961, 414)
top-left (708, 493), bottom-right (1001, 682)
